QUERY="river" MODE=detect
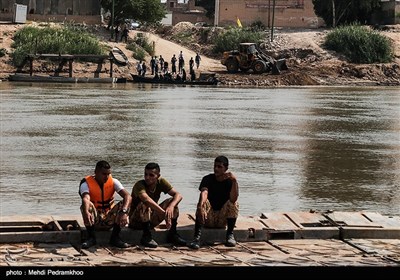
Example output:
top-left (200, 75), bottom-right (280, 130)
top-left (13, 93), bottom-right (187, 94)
top-left (0, 82), bottom-right (399, 217)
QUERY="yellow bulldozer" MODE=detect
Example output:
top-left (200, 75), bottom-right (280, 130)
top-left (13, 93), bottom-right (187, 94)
top-left (221, 43), bottom-right (288, 75)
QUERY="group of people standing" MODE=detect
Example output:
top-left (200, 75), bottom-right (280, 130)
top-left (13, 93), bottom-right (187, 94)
top-left (136, 60), bottom-right (147, 76)
top-left (79, 156), bottom-right (239, 250)
top-left (113, 22), bottom-right (129, 43)
top-left (139, 51), bottom-right (201, 79)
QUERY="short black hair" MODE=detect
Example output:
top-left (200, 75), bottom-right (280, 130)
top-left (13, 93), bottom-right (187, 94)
top-left (95, 160), bottom-right (111, 170)
top-left (145, 162), bottom-right (160, 172)
top-left (215, 155), bottom-right (229, 168)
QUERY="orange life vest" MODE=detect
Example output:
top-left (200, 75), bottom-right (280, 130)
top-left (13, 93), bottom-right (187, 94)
top-left (85, 175), bottom-right (115, 211)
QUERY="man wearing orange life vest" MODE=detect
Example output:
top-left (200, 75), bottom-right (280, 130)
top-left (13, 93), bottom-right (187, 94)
top-left (79, 160), bottom-right (132, 249)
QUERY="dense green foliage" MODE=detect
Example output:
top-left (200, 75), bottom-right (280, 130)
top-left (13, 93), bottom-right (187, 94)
top-left (312, 0), bottom-right (381, 27)
top-left (0, 48), bottom-right (6, 57)
top-left (174, 29), bottom-right (194, 45)
top-left (101, 0), bottom-right (166, 25)
top-left (126, 33), bottom-right (154, 61)
top-left (126, 44), bottom-right (146, 61)
top-left (324, 24), bottom-right (394, 63)
top-left (212, 27), bottom-right (264, 54)
top-left (249, 20), bottom-right (267, 31)
top-left (11, 26), bottom-right (107, 66)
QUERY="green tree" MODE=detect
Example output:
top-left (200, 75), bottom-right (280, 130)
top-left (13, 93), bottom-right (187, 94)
top-left (312, 0), bottom-right (381, 27)
top-left (195, 0), bottom-right (215, 18)
top-left (101, 0), bottom-right (166, 25)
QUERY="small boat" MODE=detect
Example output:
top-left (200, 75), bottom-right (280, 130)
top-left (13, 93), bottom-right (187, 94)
top-left (110, 47), bottom-right (129, 66)
top-left (130, 72), bottom-right (218, 85)
top-left (8, 74), bottom-right (126, 83)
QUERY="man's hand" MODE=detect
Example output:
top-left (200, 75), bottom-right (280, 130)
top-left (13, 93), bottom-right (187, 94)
top-left (198, 206), bottom-right (207, 224)
top-left (224, 171), bottom-right (237, 182)
top-left (119, 213), bottom-right (129, 227)
top-left (165, 207), bottom-right (173, 230)
top-left (83, 211), bottom-right (94, 226)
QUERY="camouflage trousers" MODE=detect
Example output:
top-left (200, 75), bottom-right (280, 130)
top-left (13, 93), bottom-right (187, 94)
top-left (129, 198), bottom-right (179, 229)
top-left (80, 201), bottom-right (123, 230)
top-left (197, 200), bottom-right (239, 228)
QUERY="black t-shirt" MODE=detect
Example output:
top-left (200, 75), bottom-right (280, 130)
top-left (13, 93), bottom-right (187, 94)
top-left (199, 174), bottom-right (232, 211)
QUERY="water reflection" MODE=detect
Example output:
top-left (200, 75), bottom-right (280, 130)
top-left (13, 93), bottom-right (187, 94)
top-left (302, 88), bottom-right (400, 212)
top-left (0, 83), bottom-right (399, 216)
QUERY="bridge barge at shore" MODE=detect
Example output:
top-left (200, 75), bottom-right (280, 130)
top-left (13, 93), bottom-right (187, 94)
top-left (1, 211), bottom-right (399, 267)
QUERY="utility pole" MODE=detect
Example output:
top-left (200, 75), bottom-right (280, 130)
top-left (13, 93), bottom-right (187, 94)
top-left (214, 0), bottom-right (220, 26)
top-left (271, 0), bottom-right (276, 42)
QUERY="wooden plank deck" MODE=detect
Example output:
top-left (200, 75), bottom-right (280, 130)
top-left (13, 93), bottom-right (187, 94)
top-left (1, 211), bottom-right (399, 268)
top-left (1, 239), bottom-right (399, 267)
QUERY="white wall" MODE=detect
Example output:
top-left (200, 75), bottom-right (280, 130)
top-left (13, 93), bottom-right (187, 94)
top-left (161, 13), bottom-right (173, 25)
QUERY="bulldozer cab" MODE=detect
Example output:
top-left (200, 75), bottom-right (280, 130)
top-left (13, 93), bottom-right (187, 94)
top-left (239, 43), bottom-right (257, 55)
top-left (239, 43), bottom-right (257, 61)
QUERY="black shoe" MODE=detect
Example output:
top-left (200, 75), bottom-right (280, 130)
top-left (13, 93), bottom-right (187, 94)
top-left (225, 233), bottom-right (236, 247)
top-left (110, 236), bottom-right (130, 248)
top-left (81, 238), bottom-right (96, 249)
top-left (140, 235), bottom-right (158, 248)
top-left (167, 232), bottom-right (187, 246)
top-left (188, 238), bottom-right (200, 250)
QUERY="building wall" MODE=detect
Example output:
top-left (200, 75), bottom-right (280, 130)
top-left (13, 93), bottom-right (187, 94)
top-left (165, 0), bottom-right (212, 25)
top-left (172, 12), bottom-right (211, 25)
top-left (0, 0), bottom-right (101, 24)
top-left (217, 0), bottom-right (324, 28)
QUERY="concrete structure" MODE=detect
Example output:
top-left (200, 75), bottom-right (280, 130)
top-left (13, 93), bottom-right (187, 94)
top-left (164, 0), bottom-right (212, 26)
top-left (0, 0), bottom-right (101, 24)
top-left (215, 0), bottom-right (324, 28)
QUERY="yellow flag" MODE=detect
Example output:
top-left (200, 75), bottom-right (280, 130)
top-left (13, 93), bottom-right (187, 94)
top-left (236, 17), bottom-right (242, 28)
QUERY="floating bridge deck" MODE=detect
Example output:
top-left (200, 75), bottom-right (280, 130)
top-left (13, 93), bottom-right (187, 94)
top-left (1, 211), bottom-right (400, 267)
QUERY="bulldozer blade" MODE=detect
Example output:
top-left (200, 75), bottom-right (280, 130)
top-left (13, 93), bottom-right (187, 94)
top-left (271, 58), bottom-right (288, 75)
top-left (271, 64), bottom-right (280, 75)
top-left (277, 59), bottom-right (288, 70)
top-left (272, 59), bottom-right (288, 75)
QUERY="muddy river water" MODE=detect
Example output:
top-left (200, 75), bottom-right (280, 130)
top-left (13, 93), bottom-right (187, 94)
top-left (1, 83), bottom-right (399, 217)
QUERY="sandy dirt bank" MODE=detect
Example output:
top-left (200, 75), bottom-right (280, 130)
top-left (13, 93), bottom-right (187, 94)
top-left (1, 22), bottom-right (399, 86)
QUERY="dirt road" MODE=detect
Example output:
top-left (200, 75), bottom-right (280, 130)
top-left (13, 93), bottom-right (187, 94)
top-left (129, 30), bottom-right (225, 73)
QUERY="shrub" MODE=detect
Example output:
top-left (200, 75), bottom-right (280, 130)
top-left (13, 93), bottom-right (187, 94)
top-left (324, 24), bottom-right (394, 64)
top-left (132, 33), bottom-right (154, 56)
top-left (212, 27), bottom-right (264, 54)
top-left (126, 43), bottom-right (146, 61)
top-left (173, 30), bottom-right (193, 45)
top-left (250, 20), bottom-right (266, 31)
top-left (0, 48), bottom-right (6, 57)
top-left (11, 25), bottom-right (107, 66)
top-left (199, 28), bottom-right (211, 44)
